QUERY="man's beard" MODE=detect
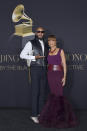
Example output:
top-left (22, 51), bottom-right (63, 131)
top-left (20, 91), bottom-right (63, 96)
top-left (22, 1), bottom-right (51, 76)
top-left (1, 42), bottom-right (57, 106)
top-left (38, 37), bottom-right (43, 40)
top-left (35, 35), bottom-right (44, 40)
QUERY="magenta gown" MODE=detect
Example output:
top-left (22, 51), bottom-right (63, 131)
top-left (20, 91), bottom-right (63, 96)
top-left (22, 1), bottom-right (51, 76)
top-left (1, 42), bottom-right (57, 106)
top-left (39, 48), bottom-right (78, 128)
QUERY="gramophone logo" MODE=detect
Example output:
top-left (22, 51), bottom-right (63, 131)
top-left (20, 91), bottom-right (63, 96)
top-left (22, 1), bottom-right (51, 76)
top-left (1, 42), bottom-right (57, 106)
top-left (12, 4), bottom-right (35, 37)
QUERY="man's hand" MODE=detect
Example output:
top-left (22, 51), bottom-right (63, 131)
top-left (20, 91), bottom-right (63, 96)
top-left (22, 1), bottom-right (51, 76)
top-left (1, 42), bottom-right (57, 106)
top-left (35, 55), bottom-right (45, 59)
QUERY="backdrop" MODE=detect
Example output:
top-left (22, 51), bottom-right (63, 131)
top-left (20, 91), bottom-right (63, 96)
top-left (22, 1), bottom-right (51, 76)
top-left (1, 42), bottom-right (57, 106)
top-left (0, 0), bottom-right (87, 109)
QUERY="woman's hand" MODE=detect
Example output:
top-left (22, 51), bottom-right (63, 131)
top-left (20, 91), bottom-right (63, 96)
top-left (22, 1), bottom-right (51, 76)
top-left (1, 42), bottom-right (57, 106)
top-left (61, 77), bottom-right (66, 87)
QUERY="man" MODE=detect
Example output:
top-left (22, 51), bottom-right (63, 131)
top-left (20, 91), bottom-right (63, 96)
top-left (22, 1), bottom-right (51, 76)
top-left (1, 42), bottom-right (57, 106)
top-left (20, 27), bottom-right (48, 123)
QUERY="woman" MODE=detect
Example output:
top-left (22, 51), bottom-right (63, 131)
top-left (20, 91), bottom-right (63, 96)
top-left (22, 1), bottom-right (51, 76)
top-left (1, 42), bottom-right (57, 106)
top-left (38, 35), bottom-right (78, 128)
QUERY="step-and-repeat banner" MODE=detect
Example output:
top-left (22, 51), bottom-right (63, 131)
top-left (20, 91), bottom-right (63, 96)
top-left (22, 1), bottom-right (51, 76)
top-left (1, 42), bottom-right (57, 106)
top-left (0, 0), bottom-right (87, 109)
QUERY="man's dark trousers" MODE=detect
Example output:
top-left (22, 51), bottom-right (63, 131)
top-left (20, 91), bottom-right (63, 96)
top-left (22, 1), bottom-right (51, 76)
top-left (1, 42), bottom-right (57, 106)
top-left (30, 65), bottom-right (47, 117)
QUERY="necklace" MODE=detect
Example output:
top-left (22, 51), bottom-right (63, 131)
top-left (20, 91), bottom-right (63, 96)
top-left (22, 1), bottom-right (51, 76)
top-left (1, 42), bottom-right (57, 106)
top-left (50, 48), bottom-right (57, 53)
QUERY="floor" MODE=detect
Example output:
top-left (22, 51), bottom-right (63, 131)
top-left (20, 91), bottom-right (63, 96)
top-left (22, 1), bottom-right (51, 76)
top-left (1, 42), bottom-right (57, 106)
top-left (0, 109), bottom-right (87, 131)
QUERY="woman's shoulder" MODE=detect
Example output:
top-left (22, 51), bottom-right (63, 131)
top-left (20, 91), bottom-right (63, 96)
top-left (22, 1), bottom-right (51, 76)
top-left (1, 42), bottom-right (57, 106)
top-left (57, 48), bottom-right (63, 53)
top-left (58, 48), bottom-right (64, 52)
top-left (59, 49), bottom-right (65, 56)
top-left (57, 48), bottom-right (65, 56)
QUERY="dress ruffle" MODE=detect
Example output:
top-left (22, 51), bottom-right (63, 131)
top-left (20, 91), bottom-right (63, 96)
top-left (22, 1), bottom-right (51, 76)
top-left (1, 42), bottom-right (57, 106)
top-left (39, 94), bottom-right (78, 128)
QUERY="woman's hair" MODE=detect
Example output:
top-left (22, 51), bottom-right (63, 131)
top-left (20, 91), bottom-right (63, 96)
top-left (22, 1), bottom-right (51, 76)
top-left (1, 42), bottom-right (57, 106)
top-left (48, 35), bottom-right (56, 41)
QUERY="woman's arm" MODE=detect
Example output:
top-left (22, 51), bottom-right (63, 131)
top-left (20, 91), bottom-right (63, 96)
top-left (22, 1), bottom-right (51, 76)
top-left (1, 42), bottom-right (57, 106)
top-left (60, 49), bottom-right (67, 86)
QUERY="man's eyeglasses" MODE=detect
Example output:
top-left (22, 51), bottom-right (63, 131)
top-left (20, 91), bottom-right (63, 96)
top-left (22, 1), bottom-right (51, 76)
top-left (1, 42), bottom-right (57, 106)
top-left (36, 31), bottom-right (45, 33)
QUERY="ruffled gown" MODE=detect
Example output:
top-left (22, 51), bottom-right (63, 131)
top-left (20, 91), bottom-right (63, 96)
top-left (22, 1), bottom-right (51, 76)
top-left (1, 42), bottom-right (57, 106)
top-left (39, 48), bottom-right (78, 128)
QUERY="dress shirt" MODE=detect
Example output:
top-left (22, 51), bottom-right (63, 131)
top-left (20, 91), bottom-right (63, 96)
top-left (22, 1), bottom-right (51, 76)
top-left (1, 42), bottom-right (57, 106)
top-left (20, 40), bottom-right (45, 61)
top-left (20, 41), bottom-right (35, 61)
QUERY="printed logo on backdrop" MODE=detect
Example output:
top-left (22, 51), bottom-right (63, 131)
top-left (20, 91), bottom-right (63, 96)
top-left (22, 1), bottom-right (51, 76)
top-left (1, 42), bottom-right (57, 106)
top-left (12, 4), bottom-right (34, 38)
